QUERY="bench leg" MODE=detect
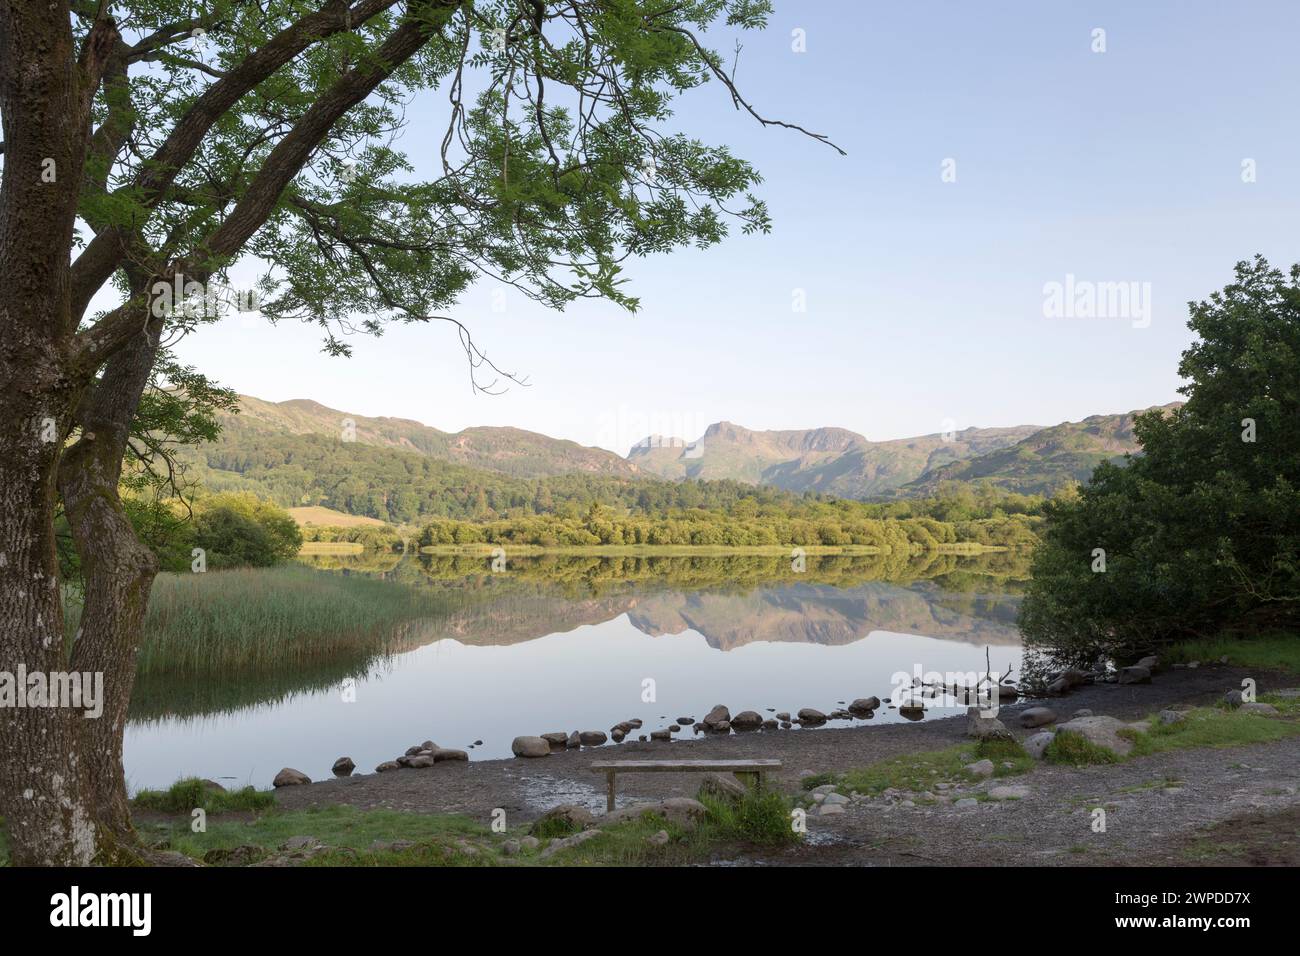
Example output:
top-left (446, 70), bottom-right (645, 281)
top-left (606, 770), bottom-right (617, 812)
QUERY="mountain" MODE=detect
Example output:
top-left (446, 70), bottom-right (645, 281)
top-left (894, 405), bottom-right (1179, 497)
top-left (627, 420), bottom-right (1041, 497)
top-left (222, 395), bottom-right (638, 479)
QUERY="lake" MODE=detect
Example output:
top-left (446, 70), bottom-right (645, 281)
top-left (123, 551), bottom-right (1029, 791)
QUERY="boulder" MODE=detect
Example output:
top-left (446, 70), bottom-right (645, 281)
top-left (420, 740), bottom-right (437, 751)
top-left (849, 696), bottom-right (881, 715)
top-left (1240, 702), bottom-right (1280, 717)
top-left (540, 732), bottom-right (569, 747)
top-left (711, 721), bottom-right (731, 734)
top-left (331, 757), bottom-right (355, 777)
top-left (433, 748), bottom-right (468, 762)
top-left (579, 730), bottom-right (608, 747)
top-left (1159, 709), bottom-right (1186, 725)
top-left (534, 804), bottom-right (596, 832)
top-left (995, 683), bottom-right (1020, 701)
top-left (375, 760), bottom-right (401, 773)
top-left (1053, 715), bottom-right (1135, 757)
top-left (964, 759), bottom-right (995, 778)
top-left (731, 710), bottom-right (763, 731)
top-left (611, 728), bottom-right (626, 743)
top-left (647, 830), bottom-right (670, 847)
top-left (1223, 689), bottom-right (1245, 708)
top-left (1118, 665), bottom-right (1152, 685)
top-left (610, 721), bottom-right (633, 735)
top-left (676, 717), bottom-right (694, 726)
top-left (775, 712), bottom-right (791, 722)
top-left (702, 704), bottom-right (731, 727)
top-left (817, 802), bottom-right (845, 816)
top-left (627, 718), bottom-right (644, 729)
top-left (406, 755), bottom-right (436, 768)
top-left (603, 797), bottom-right (707, 830)
top-left (762, 719), bottom-right (778, 730)
top-left (698, 772), bottom-right (748, 803)
top-left (566, 731), bottom-right (581, 749)
top-left (539, 828), bottom-right (602, 860)
top-left (511, 735), bottom-right (551, 758)
top-left (650, 729), bottom-right (672, 741)
top-left (1071, 708), bottom-right (1094, 719)
top-left (1018, 706), bottom-right (1057, 729)
top-left (898, 703), bottom-right (925, 721)
top-left (1023, 731), bottom-right (1055, 760)
top-left (1136, 655), bottom-right (1160, 673)
top-left (272, 767), bottom-right (310, 788)
top-left (797, 707), bottom-right (827, 724)
top-left (965, 706), bottom-right (1012, 741)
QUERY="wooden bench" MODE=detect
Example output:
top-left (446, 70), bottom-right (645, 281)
top-left (589, 759), bottom-right (782, 812)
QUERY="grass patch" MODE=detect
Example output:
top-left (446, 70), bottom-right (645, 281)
top-left (80, 564), bottom-right (461, 676)
top-left (1126, 699), bottom-right (1300, 759)
top-left (1043, 730), bottom-right (1121, 766)
top-left (836, 741), bottom-right (1032, 797)
top-left (529, 816), bottom-right (582, 840)
top-left (133, 778), bottom-right (275, 814)
top-left (1164, 633), bottom-right (1300, 673)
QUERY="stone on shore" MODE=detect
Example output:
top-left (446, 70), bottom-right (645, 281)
top-left (331, 757), bottom-right (355, 777)
top-left (1240, 702), bottom-right (1280, 717)
top-left (1053, 715), bottom-right (1135, 757)
top-left (965, 706), bottom-right (1012, 741)
top-left (731, 710), bottom-right (763, 731)
top-left (1018, 706), bottom-right (1057, 729)
top-left (272, 767), bottom-right (310, 787)
top-left (964, 759), bottom-right (995, 778)
top-left (702, 704), bottom-right (731, 728)
top-left (1119, 665), bottom-right (1152, 685)
top-left (375, 760), bottom-right (401, 772)
top-left (579, 730), bottom-right (608, 746)
top-left (433, 748), bottom-right (468, 762)
top-left (540, 732), bottom-right (569, 748)
top-left (511, 735), bottom-right (551, 758)
top-left (534, 804), bottom-right (596, 832)
top-left (1023, 731), bottom-right (1056, 760)
top-left (987, 785), bottom-right (1030, 801)
top-left (849, 696), bottom-right (881, 715)
top-left (797, 707), bottom-right (827, 724)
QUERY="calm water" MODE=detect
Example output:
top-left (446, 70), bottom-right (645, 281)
top-left (123, 552), bottom-right (1028, 791)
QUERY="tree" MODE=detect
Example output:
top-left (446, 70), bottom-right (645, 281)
top-left (1019, 257), bottom-right (1300, 672)
top-left (0, 0), bottom-right (837, 863)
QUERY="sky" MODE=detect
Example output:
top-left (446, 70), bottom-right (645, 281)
top-left (166, 0), bottom-right (1300, 455)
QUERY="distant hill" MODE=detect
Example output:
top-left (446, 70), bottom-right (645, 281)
top-left (627, 420), bottom-right (1041, 497)
top-left (224, 394), bottom-right (639, 479)
top-left (894, 405), bottom-right (1179, 497)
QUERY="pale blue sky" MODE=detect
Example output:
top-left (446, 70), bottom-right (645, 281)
top-left (170, 0), bottom-right (1300, 454)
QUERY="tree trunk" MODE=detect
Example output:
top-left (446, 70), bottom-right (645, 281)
top-left (0, 387), bottom-right (99, 865)
top-left (58, 313), bottom-right (162, 837)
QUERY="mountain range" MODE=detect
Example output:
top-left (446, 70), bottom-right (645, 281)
top-left (200, 394), bottom-right (1177, 505)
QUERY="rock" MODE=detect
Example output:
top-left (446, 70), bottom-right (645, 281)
top-left (731, 710), bottom-right (763, 731)
top-left (702, 704), bottom-right (731, 727)
top-left (676, 717), bottom-right (693, 725)
top-left (849, 697), bottom-right (881, 715)
top-left (1023, 731), bottom-right (1056, 760)
top-left (331, 757), bottom-right (355, 777)
top-left (1223, 690), bottom-right (1245, 708)
top-left (539, 828), bottom-right (602, 859)
top-left (668, 724), bottom-right (681, 733)
top-left (406, 755), bottom-right (436, 768)
top-left (1188, 660), bottom-right (1200, 669)
top-left (566, 731), bottom-right (581, 749)
top-left (964, 759), bottom-right (995, 778)
top-left (797, 707), bottom-right (827, 724)
top-left (954, 798), bottom-right (979, 809)
top-left (540, 732), bottom-right (569, 747)
top-left (1136, 655), bottom-right (1160, 672)
top-left (511, 735), bottom-right (551, 758)
top-left (395, 754), bottom-right (413, 767)
top-left (995, 683), bottom-right (1020, 701)
top-left (698, 772), bottom-right (748, 803)
top-left (1018, 706), bottom-right (1057, 728)
top-left (534, 804), bottom-right (596, 832)
top-left (965, 707), bottom-right (1012, 741)
top-left (579, 730), bottom-right (608, 746)
top-left (433, 748), bottom-right (468, 762)
top-left (712, 720), bottom-right (731, 734)
top-left (604, 797), bottom-right (708, 829)
top-left (898, 703), bottom-right (924, 720)
top-left (404, 745), bottom-right (423, 756)
top-left (987, 785), bottom-right (1030, 801)
top-left (775, 712), bottom-right (791, 722)
top-left (762, 719), bottom-right (778, 730)
top-left (420, 740), bottom-right (437, 751)
top-left (817, 803), bottom-right (844, 816)
top-left (611, 728), bottom-right (626, 743)
top-left (203, 844), bottom-right (267, 866)
top-left (1071, 708), bottom-right (1094, 719)
top-left (520, 836), bottom-right (540, 849)
top-left (1159, 709), bottom-right (1186, 725)
top-left (1119, 665), bottom-right (1152, 685)
top-left (822, 792), bottom-right (849, 806)
top-left (375, 760), bottom-right (401, 773)
top-left (1240, 702), bottom-right (1280, 717)
top-left (650, 729), bottom-right (672, 741)
top-left (780, 721), bottom-right (792, 729)
top-left (638, 735), bottom-right (647, 742)
top-left (502, 839), bottom-right (522, 857)
top-left (610, 721), bottom-right (633, 734)
top-left (473, 740), bottom-right (483, 746)
top-left (627, 718), bottom-right (643, 729)
top-left (272, 767), bottom-right (310, 788)
top-left (647, 830), bottom-right (670, 846)
top-left (1054, 715), bottom-right (1136, 757)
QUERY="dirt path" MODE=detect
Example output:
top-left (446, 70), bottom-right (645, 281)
top-left (272, 663), bottom-right (1300, 865)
